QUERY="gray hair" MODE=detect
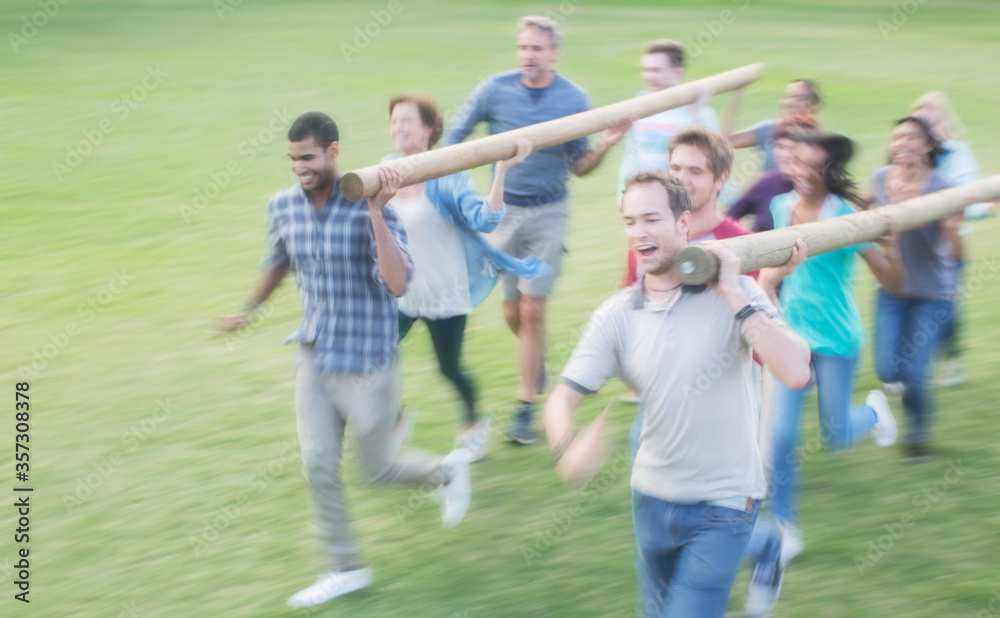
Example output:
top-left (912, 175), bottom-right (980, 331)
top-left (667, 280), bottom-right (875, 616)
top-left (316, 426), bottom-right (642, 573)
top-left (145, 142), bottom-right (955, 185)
top-left (517, 15), bottom-right (562, 48)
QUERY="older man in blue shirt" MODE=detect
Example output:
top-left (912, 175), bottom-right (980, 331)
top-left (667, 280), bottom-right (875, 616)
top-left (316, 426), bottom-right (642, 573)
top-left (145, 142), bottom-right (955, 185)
top-left (221, 112), bottom-right (471, 609)
top-left (444, 16), bottom-right (628, 443)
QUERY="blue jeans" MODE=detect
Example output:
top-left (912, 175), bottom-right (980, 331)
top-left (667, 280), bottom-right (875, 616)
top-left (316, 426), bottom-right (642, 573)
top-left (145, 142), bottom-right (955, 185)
top-left (770, 353), bottom-right (876, 524)
top-left (743, 513), bottom-right (782, 565)
top-left (632, 492), bottom-right (757, 617)
top-left (874, 290), bottom-right (953, 445)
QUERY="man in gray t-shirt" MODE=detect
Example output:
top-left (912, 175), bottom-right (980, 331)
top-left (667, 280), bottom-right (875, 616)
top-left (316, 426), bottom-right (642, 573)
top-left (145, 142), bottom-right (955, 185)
top-left (544, 171), bottom-right (810, 616)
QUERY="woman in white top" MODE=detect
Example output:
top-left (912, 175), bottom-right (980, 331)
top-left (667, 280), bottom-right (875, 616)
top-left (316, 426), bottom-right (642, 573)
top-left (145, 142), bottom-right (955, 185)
top-left (386, 94), bottom-right (535, 461)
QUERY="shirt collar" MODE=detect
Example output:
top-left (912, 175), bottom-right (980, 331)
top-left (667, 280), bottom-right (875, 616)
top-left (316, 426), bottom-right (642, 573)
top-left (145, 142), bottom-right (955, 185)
top-left (631, 274), bottom-right (688, 313)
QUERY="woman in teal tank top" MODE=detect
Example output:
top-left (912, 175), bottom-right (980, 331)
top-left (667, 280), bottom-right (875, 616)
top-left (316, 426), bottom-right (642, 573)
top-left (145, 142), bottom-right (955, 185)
top-left (757, 130), bottom-right (904, 558)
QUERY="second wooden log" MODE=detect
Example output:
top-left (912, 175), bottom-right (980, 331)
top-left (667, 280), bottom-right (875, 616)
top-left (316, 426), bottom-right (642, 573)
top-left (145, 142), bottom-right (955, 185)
top-left (677, 176), bottom-right (1000, 285)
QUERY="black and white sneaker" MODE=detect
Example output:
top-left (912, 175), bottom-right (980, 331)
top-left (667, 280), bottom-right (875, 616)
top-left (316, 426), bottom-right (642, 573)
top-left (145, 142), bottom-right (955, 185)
top-left (746, 532), bottom-right (784, 617)
top-left (504, 402), bottom-right (537, 445)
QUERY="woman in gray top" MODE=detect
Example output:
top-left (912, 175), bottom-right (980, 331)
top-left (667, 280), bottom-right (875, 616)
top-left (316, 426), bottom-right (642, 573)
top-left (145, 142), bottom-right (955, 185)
top-left (870, 116), bottom-right (960, 462)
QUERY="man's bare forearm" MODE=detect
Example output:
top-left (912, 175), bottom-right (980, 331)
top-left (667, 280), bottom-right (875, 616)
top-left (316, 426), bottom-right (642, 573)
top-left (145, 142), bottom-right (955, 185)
top-left (370, 209), bottom-right (409, 296)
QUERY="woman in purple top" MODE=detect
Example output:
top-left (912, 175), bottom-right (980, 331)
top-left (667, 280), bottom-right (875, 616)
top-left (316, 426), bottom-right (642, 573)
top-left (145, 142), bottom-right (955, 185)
top-left (727, 115), bottom-right (819, 232)
top-left (870, 117), bottom-right (959, 462)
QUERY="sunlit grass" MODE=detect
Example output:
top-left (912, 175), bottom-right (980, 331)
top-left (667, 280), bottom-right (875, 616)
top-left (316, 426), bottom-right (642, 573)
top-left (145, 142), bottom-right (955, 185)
top-left (2, 0), bottom-right (998, 615)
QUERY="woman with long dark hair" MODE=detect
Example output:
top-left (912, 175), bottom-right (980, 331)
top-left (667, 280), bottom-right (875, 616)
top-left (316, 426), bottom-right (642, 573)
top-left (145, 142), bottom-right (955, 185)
top-left (870, 117), bottom-right (960, 461)
top-left (757, 130), bottom-right (903, 564)
top-left (727, 114), bottom-right (819, 232)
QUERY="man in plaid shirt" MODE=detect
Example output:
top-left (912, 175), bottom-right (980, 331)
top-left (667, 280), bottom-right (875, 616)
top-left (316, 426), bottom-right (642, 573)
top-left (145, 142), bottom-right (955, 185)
top-left (221, 112), bottom-right (471, 609)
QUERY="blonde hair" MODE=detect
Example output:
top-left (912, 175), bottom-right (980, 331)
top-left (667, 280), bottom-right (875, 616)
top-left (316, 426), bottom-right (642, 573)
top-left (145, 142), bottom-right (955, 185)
top-left (910, 91), bottom-right (964, 141)
top-left (517, 15), bottom-right (562, 48)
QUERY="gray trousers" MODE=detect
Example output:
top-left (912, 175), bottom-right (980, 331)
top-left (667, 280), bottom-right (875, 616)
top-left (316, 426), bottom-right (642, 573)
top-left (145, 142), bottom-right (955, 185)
top-left (294, 346), bottom-right (445, 569)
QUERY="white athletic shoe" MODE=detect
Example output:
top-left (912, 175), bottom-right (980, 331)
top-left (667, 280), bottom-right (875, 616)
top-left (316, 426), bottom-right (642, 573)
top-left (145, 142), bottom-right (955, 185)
top-left (437, 450), bottom-right (471, 528)
top-left (286, 567), bottom-right (373, 608)
top-left (867, 390), bottom-right (898, 447)
top-left (456, 418), bottom-right (493, 463)
top-left (779, 521), bottom-right (804, 565)
top-left (881, 381), bottom-right (905, 397)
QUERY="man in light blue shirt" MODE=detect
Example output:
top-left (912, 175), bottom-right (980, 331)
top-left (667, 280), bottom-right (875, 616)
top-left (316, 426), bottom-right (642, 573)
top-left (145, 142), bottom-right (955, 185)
top-left (616, 40), bottom-right (719, 196)
top-left (443, 15), bottom-right (628, 444)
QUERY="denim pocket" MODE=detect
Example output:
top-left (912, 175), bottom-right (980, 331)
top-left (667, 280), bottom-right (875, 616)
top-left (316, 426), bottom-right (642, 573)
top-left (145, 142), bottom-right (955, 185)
top-left (705, 504), bottom-right (755, 536)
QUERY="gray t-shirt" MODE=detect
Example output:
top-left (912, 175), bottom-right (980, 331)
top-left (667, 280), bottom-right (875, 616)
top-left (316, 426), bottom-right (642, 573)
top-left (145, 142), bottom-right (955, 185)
top-left (871, 166), bottom-right (957, 301)
top-left (561, 276), bottom-right (782, 503)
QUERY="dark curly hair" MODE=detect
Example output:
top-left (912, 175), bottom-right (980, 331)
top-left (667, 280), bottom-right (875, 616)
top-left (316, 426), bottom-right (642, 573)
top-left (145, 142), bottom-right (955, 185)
top-left (792, 130), bottom-right (865, 207)
top-left (892, 116), bottom-right (947, 168)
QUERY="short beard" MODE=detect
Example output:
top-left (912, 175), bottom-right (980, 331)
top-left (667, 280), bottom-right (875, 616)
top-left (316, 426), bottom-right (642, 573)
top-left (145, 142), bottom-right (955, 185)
top-left (644, 255), bottom-right (676, 276)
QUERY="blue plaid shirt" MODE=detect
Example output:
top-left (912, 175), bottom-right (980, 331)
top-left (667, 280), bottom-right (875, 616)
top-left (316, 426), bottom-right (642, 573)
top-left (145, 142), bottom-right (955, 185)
top-left (263, 179), bottom-right (412, 375)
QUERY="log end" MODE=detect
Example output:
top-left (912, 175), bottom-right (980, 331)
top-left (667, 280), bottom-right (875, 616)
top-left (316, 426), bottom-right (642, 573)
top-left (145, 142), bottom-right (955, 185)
top-left (677, 246), bottom-right (719, 286)
top-left (341, 172), bottom-right (368, 202)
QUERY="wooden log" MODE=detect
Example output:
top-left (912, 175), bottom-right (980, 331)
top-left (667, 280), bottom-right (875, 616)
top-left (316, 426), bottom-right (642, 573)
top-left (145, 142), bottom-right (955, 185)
top-left (340, 63), bottom-right (765, 201)
top-left (677, 175), bottom-right (1000, 285)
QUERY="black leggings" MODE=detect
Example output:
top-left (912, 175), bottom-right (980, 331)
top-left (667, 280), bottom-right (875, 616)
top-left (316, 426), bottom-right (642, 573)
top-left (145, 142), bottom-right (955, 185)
top-left (398, 313), bottom-right (476, 425)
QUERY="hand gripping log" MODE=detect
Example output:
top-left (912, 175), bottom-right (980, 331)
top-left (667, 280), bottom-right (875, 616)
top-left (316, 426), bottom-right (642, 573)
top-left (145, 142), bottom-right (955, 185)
top-left (677, 176), bottom-right (1000, 285)
top-left (340, 63), bottom-right (765, 201)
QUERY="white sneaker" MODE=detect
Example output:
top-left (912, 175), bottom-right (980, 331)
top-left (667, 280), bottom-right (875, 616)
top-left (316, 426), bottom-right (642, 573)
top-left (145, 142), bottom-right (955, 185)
top-left (287, 567), bottom-right (373, 608)
top-left (456, 418), bottom-right (493, 463)
top-left (867, 390), bottom-right (898, 447)
top-left (779, 521), bottom-right (803, 565)
top-left (437, 450), bottom-right (471, 528)
top-left (881, 381), bottom-right (904, 397)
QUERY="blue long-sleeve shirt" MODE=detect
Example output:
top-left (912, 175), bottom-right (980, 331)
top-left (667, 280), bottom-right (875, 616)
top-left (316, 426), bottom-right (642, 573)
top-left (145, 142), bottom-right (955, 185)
top-left (442, 69), bottom-right (590, 206)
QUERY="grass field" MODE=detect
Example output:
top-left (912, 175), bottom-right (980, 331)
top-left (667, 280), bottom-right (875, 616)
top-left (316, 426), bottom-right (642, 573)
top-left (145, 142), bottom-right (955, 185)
top-left (3, 0), bottom-right (1000, 616)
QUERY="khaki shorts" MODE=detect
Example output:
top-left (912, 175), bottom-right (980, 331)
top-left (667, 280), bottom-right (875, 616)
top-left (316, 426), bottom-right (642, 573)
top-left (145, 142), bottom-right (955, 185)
top-left (488, 199), bottom-right (570, 301)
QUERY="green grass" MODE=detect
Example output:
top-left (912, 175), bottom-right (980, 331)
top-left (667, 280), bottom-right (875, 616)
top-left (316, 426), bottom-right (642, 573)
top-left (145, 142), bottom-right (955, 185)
top-left (2, 0), bottom-right (999, 615)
